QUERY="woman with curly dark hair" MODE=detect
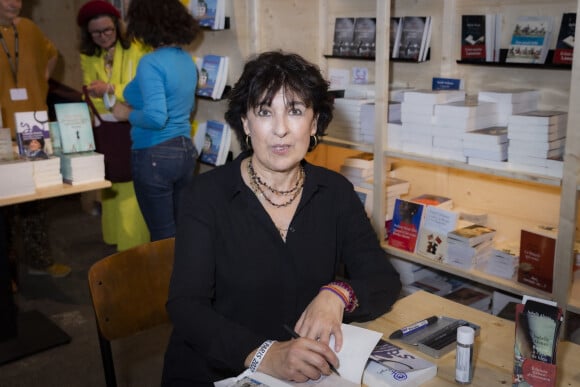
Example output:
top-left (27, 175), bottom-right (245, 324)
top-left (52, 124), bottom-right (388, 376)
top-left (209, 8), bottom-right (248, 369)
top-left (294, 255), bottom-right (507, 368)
top-left (163, 51), bottom-right (401, 386)
top-left (111, 0), bottom-right (202, 241)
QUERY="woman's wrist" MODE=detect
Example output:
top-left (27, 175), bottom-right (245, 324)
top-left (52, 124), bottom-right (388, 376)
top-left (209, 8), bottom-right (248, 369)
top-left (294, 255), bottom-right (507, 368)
top-left (320, 281), bottom-right (359, 313)
top-left (248, 340), bottom-right (276, 373)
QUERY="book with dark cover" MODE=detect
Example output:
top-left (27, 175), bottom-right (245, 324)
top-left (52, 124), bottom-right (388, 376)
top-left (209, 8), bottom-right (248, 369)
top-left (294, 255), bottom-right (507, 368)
top-left (461, 15), bottom-right (486, 62)
top-left (332, 17), bottom-right (356, 56)
top-left (390, 17), bottom-right (402, 58)
top-left (388, 198), bottom-right (425, 253)
top-left (395, 16), bottom-right (428, 60)
top-left (553, 13), bottom-right (576, 64)
top-left (517, 225), bottom-right (557, 293)
top-left (352, 17), bottom-right (376, 58)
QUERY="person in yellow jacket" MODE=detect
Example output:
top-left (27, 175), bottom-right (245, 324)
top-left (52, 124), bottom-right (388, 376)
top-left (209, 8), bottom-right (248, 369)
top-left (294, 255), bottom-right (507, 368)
top-left (77, 0), bottom-right (150, 251)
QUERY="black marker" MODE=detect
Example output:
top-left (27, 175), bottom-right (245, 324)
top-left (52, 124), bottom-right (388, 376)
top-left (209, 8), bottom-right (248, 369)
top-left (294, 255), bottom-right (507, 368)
top-left (389, 315), bottom-right (439, 339)
top-left (282, 324), bottom-right (340, 376)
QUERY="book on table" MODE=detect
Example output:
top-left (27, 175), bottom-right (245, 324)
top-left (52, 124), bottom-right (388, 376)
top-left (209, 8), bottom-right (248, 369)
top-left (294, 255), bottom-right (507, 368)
top-left (53, 102), bottom-right (96, 154)
top-left (410, 193), bottom-right (453, 210)
top-left (552, 12), bottom-right (576, 65)
top-left (14, 110), bottom-right (53, 159)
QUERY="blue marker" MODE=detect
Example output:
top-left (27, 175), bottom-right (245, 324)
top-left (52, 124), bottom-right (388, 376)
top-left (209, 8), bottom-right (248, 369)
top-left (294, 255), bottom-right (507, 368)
top-left (389, 316), bottom-right (438, 339)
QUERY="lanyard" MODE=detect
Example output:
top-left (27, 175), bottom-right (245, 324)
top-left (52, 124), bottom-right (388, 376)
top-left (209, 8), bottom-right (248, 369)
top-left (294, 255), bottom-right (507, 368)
top-left (0, 24), bottom-right (19, 85)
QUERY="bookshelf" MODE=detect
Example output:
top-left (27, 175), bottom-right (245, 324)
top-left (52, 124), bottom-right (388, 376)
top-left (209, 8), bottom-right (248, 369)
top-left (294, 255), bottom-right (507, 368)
top-left (314, 0), bottom-right (580, 334)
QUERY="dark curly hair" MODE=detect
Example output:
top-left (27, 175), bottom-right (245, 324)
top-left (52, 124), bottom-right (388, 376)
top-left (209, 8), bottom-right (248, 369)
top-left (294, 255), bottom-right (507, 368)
top-left (79, 14), bottom-right (131, 57)
top-left (125, 0), bottom-right (201, 48)
top-left (225, 51), bottom-right (334, 152)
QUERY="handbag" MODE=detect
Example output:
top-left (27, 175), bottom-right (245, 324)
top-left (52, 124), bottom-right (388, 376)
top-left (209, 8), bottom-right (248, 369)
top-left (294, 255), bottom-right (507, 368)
top-left (82, 86), bottom-right (133, 183)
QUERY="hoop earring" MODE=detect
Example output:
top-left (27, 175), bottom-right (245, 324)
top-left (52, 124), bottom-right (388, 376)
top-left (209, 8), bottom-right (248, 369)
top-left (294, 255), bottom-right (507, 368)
top-left (245, 135), bottom-right (252, 150)
top-left (308, 135), bottom-right (319, 151)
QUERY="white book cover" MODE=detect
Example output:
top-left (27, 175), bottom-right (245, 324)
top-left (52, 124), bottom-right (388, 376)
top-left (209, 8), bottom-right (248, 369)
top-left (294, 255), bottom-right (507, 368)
top-left (403, 89), bottom-right (465, 105)
top-left (506, 16), bottom-right (554, 64)
top-left (416, 206), bottom-right (459, 262)
top-left (434, 100), bottom-right (497, 119)
top-left (478, 89), bottom-right (541, 104)
top-left (54, 103), bottom-right (96, 154)
top-left (508, 110), bottom-right (568, 126)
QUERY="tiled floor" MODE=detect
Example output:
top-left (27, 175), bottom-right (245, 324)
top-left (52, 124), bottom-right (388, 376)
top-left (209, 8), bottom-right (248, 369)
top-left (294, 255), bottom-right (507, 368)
top-left (0, 194), bottom-right (170, 387)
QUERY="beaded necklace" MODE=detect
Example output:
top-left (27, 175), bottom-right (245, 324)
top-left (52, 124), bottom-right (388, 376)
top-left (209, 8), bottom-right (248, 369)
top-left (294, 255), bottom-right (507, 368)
top-left (247, 158), bottom-right (304, 208)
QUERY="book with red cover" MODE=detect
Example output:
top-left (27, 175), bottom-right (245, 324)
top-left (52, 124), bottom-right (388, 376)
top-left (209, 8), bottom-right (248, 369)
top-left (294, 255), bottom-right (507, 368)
top-left (517, 225), bottom-right (557, 293)
top-left (388, 198), bottom-right (425, 253)
top-left (461, 15), bottom-right (486, 62)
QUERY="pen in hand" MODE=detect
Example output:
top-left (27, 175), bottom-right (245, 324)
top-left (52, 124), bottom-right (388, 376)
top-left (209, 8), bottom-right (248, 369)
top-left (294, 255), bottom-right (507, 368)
top-left (282, 324), bottom-right (341, 376)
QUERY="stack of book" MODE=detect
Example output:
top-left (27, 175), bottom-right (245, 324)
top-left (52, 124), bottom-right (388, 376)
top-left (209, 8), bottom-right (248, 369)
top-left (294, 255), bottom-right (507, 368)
top-left (195, 54), bottom-right (229, 100)
top-left (486, 240), bottom-right (520, 280)
top-left (328, 98), bottom-right (375, 142)
top-left (478, 88), bottom-right (540, 126)
top-left (432, 100), bottom-right (499, 163)
top-left (507, 110), bottom-right (567, 177)
top-left (340, 152), bottom-right (375, 187)
top-left (60, 152), bottom-right (105, 185)
top-left (464, 126), bottom-right (509, 168)
top-left (400, 89), bottom-right (465, 157)
top-left (31, 156), bottom-right (63, 188)
top-left (53, 102), bottom-right (104, 185)
top-left (0, 159), bottom-right (35, 198)
top-left (445, 223), bottom-right (496, 270)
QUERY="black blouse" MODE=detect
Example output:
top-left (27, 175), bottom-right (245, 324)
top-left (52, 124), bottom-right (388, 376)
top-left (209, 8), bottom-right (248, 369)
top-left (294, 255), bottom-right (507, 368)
top-left (162, 152), bottom-right (402, 385)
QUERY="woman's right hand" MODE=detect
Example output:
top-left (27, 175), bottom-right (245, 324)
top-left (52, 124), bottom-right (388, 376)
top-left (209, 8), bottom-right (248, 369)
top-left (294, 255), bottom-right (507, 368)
top-left (255, 338), bottom-right (339, 382)
top-left (87, 80), bottom-right (110, 98)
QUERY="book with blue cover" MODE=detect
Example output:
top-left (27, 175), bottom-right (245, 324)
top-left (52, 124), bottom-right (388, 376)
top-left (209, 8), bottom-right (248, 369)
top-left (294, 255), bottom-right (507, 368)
top-left (14, 111), bottom-right (52, 159)
top-left (54, 102), bottom-right (96, 154)
top-left (199, 120), bottom-right (230, 166)
top-left (196, 54), bottom-right (228, 100)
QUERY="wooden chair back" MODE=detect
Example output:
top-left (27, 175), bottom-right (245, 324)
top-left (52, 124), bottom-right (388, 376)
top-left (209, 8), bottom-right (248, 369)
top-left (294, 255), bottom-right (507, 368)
top-left (88, 237), bottom-right (175, 387)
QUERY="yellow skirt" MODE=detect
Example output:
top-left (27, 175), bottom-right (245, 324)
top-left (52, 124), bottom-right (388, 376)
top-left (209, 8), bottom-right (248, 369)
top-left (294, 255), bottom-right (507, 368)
top-left (101, 181), bottom-right (150, 251)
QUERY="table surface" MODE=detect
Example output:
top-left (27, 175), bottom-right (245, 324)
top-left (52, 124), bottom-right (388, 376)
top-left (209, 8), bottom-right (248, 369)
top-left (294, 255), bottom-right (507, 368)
top-left (359, 291), bottom-right (580, 386)
top-left (0, 180), bottom-right (111, 207)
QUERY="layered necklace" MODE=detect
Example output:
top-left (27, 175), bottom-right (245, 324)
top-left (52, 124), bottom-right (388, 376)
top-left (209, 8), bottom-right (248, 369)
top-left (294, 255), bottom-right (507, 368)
top-left (247, 158), bottom-right (305, 208)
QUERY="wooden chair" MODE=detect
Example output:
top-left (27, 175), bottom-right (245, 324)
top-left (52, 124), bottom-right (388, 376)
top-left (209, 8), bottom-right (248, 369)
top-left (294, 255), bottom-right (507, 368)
top-left (88, 237), bottom-right (175, 387)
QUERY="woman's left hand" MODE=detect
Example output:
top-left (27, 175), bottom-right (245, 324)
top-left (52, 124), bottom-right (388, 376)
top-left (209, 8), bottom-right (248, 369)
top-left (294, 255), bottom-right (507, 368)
top-left (111, 101), bottom-right (131, 121)
top-left (294, 290), bottom-right (345, 352)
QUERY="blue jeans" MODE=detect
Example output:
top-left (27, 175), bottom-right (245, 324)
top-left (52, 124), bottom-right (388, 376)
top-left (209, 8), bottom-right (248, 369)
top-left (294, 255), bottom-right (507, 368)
top-left (132, 136), bottom-right (197, 241)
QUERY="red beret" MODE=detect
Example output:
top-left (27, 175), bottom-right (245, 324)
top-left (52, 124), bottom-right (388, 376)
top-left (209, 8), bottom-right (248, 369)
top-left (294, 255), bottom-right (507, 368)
top-left (77, 0), bottom-right (121, 26)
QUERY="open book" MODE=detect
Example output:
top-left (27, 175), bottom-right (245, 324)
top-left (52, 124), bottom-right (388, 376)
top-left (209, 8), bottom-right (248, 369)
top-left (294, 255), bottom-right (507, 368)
top-left (216, 324), bottom-right (383, 387)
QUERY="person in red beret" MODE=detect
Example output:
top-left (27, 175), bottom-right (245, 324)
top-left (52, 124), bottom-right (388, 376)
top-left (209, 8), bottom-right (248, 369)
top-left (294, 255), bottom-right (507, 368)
top-left (77, 0), bottom-right (151, 252)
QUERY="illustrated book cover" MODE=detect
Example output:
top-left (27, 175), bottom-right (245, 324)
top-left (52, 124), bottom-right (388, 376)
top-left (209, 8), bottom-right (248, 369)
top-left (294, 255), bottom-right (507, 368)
top-left (388, 198), bottom-right (425, 253)
top-left (362, 339), bottom-right (437, 386)
top-left (196, 54), bottom-right (228, 100)
top-left (14, 111), bottom-right (52, 159)
top-left (552, 12), bottom-right (576, 65)
top-left (199, 120), bottom-right (230, 166)
top-left (54, 103), bottom-right (96, 154)
top-left (415, 205), bottom-right (459, 262)
top-left (506, 16), bottom-right (553, 64)
top-left (447, 223), bottom-right (496, 246)
top-left (517, 225), bottom-right (557, 293)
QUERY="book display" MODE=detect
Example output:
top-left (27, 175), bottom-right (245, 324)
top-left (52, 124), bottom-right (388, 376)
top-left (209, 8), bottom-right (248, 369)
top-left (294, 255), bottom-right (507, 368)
top-left (505, 16), bottom-right (554, 64)
top-left (14, 111), bottom-right (53, 158)
top-left (552, 13), bottom-right (576, 64)
top-left (53, 103), bottom-right (96, 154)
top-left (195, 54), bottom-right (229, 100)
top-left (198, 120), bottom-right (231, 166)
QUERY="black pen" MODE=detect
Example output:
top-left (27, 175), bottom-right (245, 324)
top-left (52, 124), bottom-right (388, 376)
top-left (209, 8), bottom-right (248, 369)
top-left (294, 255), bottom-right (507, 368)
top-left (282, 324), bottom-right (341, 376)
top-left (389, 315), bottom-right (439, 339)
